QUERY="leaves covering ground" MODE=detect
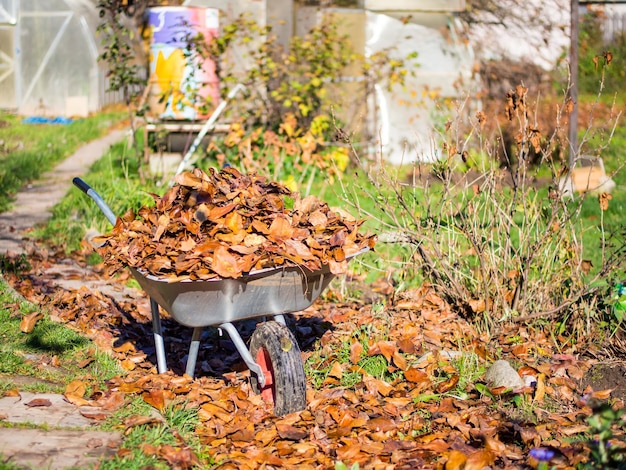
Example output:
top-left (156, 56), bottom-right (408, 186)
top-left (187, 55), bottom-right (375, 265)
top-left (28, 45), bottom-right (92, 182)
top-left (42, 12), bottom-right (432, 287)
top-left (2, 244), bottom-right (624, 470)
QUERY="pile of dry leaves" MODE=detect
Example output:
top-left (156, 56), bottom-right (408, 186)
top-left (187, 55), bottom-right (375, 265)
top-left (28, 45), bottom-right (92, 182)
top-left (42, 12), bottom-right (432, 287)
top-left (95, 167), bottom-right (375, 281)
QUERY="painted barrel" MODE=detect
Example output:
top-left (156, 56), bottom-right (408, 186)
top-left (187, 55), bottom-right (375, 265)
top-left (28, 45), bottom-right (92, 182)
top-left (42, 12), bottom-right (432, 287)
top-left (147, 6), bottom-right (219, 120)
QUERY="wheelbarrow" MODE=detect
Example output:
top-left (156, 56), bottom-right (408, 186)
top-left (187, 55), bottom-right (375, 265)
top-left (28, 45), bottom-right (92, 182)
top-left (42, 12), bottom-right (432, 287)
top-left (73, 177), bottom-right (366, 416)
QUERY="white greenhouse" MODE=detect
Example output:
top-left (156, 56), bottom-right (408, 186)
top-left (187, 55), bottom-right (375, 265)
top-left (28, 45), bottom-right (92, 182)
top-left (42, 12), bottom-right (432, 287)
top-left (0, 0), bottom-right (125, 117)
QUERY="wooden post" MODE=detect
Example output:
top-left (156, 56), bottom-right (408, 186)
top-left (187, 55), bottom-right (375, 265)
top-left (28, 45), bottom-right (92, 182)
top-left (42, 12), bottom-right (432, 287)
top-left (569, 0), bottom-right (579, 170)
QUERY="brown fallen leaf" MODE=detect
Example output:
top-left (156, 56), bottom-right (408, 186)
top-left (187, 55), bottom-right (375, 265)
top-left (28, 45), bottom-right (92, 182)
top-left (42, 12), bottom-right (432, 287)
top-left (142, 389), bottom-right (175, 412)
top-left (20, 311), bottom-right (43, 333)
top-left (25, 398), bottom-right (52, 407)
top-left (276, 423), bottom-right (308, 440)
top-left (77, 357), bottom-right (95, 368)
top-left (445, 450), bottom-right (468, 470)
top-left (124, 415), bottom-right (165, 434)
top-left (349, 341), bottom-right (363, 365)
top-left (80, 409), bottom-right (108, 421)
top-left (65, 380), bottom-right (87, 398)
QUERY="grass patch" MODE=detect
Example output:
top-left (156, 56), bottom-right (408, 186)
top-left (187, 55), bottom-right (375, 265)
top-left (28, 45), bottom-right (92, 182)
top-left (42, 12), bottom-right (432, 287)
top-left (39, 138), bottom-right (159, 252)
top-left (0, 110), bottom-right (125, 212)
top-left (0, 274), bottom-right (121, 393)
top-left (100, 399), bottom-right (212, 470)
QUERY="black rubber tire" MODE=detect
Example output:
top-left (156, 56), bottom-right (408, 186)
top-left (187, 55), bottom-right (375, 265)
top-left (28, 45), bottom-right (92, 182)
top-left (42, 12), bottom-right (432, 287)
top-left (249, 321), bottom-right (307, 416)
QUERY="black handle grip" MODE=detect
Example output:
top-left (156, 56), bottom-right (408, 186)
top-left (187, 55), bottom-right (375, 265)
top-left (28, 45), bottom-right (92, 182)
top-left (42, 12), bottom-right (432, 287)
top-left (72, 177), bottom-right (91, 194)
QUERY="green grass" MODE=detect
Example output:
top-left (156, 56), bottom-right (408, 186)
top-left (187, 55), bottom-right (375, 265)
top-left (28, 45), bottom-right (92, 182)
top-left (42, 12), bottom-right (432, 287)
top-left (38, 138), bottom-right (159, 251)
top-left (0, 274), bottom-right (121, 393)
top-left (578, 126), bottom-right (626, 273)
top-left (0, 110), bottom-right (125, 212)
top-left (99, 398), bottom-right (212, 470)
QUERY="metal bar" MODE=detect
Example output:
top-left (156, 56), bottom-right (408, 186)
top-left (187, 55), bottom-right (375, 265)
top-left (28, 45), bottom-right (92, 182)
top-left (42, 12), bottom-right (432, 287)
top-left (569, 0), bottom-right (579, 171)
top-left (185, 327), bottom-right (203, 378)
top-left (0, 49), bottom-right (14, 84)
top-left (72, 178), bottom-right (117, 226)
top-left (0, 5), bottom-right (15, 24)
top-left (151, 298), bottom-right (168, 374)
top-left (14, 13), bottom-right (20, 110)
top-left (273, 315), bottom-right (287, 326)
top-left (19, 11), bottom-right (74, 17)
top-left (21, 12), bottom-right (73, 108)
top-left (219, 322), bottom-right (266, 388)
top-left (171, 83), bottom-right (245, 183)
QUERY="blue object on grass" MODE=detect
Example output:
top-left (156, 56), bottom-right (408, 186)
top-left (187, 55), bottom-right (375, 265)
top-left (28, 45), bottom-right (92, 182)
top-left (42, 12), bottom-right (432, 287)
top-left (22, 116), bottom-right (74, 125)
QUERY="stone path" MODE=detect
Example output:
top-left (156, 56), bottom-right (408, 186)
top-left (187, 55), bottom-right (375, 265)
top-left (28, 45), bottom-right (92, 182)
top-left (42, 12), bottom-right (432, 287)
top-left (0, 129), bottom-right (127, 255)
top-left (0, 392), bottom-right (120, 469)
top-left (0, 429), bottom-right (120, 470)
top-left (0, 130), bottom-right (127, 469)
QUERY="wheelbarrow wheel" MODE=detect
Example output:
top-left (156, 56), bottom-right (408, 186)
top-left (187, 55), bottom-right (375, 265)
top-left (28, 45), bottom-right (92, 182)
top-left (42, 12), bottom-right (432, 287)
top-left (249, 321), bottom-right (306, 416)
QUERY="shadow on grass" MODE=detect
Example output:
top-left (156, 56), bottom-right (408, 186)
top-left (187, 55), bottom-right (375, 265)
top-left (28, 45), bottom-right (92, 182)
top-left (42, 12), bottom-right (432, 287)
top-left (25, 321), bottom-right (89, 353)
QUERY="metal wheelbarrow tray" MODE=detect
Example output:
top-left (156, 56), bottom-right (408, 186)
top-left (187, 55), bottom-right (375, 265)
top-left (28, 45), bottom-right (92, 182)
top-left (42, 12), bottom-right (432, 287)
top-left (73, 177), bottom-right (366, 416)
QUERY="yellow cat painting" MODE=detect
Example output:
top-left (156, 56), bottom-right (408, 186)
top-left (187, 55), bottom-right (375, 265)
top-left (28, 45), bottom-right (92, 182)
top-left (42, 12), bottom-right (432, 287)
top-left (151, 48), bottom-right (189, 115)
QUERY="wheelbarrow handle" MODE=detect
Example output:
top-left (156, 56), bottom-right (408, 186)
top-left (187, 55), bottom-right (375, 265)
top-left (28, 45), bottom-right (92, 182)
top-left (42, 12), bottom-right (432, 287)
top-left (72, 177), bottom-right (118, 226)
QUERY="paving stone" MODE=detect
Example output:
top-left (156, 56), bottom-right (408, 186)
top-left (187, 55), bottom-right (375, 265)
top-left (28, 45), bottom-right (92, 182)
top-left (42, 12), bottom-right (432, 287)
top-left (0, 428), bottom-right (121, 470)
top-left (0, 392), bottom-right (103, 428)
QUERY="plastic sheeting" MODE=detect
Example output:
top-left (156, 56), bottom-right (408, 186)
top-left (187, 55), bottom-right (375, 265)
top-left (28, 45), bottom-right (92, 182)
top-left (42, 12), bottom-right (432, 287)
top-left (0, 0), bottom-right (113, 117)
top-left (366, 12), bottom-right (477, 163)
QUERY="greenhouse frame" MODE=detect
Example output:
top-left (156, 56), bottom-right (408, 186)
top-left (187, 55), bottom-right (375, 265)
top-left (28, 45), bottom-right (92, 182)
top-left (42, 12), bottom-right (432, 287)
top-left (0, 0), bottom-right (128, 117)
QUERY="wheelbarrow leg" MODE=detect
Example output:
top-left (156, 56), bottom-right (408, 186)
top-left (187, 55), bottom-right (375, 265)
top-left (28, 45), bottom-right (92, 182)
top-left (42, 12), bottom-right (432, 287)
top-left (219, 322), bottom-right (266, 388)
top-left (273, 314), bottom-right (286, 326)
top-left (185, 327), bottom-right (203, 378)
top-left (150, 298), bottom-right (167, 374)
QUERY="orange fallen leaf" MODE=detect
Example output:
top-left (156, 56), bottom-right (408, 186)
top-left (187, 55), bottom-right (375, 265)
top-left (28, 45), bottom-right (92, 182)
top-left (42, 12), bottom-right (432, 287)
top-left (120, 359), bottom-right (137, 371)
top-left (404, 367), bottom-right (430, 384)
top-left (65, 380), bottom-right (87, 398)
top-left (445, 450), bottom-right (468, 470)
top-left (349, 341), bottom-right (363, 365)
top-left (464, 449), bottom-right (495, 470)
top-left (437, 375), bottom-right (460, 393)
top-left (25, 398), bottom-right (52, 407)
top-left (142, 389), bottom-right (174, 412)
top-left (590, 389), bottom-right (613, 400)
top-left (276, 423), bottom-right (308, 440)
top-left (20, 311), bottom-right (43, 333)
top-left (80, 409), bottom-right (108, 421)
top-left (419, 439), bottom-right (450, 452)
top-left (368, 340), bottom-right (396, 363)
top-left (211, 245), bottom-right (242, 278)
top-left (534, 373), bottom-right (546, 403)
top-left (392, 350), bottom-right (408, 371)
top-left (367, 417), bottom-right (396, 432)
top-left (113, 342), bottom-right (137, 353)
top-left (363, 375), bottom-right (394, 396)
top-left (327, 361), bottom-right (344, 380)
